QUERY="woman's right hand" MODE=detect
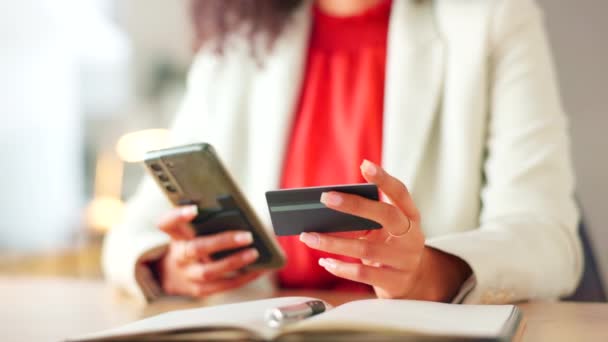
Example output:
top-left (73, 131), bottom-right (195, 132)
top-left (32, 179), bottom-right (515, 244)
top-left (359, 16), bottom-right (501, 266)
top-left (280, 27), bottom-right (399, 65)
top-left (156, 205), bottom-right (263, 298)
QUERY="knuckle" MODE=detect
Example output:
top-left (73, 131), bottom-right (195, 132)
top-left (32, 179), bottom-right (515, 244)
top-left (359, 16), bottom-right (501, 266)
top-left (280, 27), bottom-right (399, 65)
top-left (383, 290), bottom-right (399, 299)
top-left (188, 239), bottom-right (205, 257)
top-left (410, 209), bottom-right (421, 223)
top-left (395, 178), bottom-right (408, 193)
top-left (381, 205), bottom-right (401, 224)
top-left (396, 188), bottom-right (410, 203)
top-left (225, 279), bottom-right (244, 291)
top-left (397, 258), bottom-right (413, 271)
top-left (391, 177), bottom-right (407, 195)
top-left (217, 230), bottom-right (233, 240)
top-left (319, 237), bottom-right (336, 253)
top-left (157, 209), bottom-right (181, 227)
top-left (348, 196), bottom-right (362, 212)
top-left (317, 236), bottom-right (329, 250)
top-left (156, 216), bottom-right (171, 231)
top-left (172, 243), bottom-right (186, 263)
top-left (197, 267), bottom-right (211, 281)
top-left (378, 169), bottom-right (394, 187)
top-left (218, 232), bottom-right (236, 247)
top-left (162, 281), bottom-right (175, 295)
top-left (236, 277), bottom-right (251, 286)
top-left (356, 240), bottom-right (372, 259)
top-left (376, 291), bottom-right (391, 299)
top-left (213, 255), bottom-right (244, 275)
top-left (231, 276), bottom-right (249, 287)
top-left (352, 264), bottom-right (367, 280)
top-left (225, 255), bottom-right (244, 270)
top-left (166, 241), bottom-right (178, 255)
top-left (192, 286), bottom-right (205, 297)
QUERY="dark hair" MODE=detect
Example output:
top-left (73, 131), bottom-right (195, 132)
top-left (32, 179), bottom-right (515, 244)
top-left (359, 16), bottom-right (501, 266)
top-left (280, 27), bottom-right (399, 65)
top-left (190, 0), bottom-right (304, 54)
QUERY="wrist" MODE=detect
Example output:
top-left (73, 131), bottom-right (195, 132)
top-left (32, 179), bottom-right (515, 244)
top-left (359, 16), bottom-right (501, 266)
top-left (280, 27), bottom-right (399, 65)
top-left (410, 247), bottom-right (472, 302)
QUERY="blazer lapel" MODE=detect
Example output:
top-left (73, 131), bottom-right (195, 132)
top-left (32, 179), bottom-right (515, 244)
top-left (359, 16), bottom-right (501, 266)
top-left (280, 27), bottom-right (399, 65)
top-left (246, 2), bottom-right (312, 217)
top-left (383, 0), bottom-right (444, 192)
top-left (246, 0), bottom-right (444, 212)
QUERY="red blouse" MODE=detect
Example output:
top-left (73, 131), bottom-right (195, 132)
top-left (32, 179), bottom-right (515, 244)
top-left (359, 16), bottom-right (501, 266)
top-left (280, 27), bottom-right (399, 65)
top-left (278, 0), bottom-right (391, 291)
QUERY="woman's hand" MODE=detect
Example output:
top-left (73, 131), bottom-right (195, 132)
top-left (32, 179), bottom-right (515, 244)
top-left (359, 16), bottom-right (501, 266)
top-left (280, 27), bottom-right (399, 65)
top-left (156, 206), bottom-right (263, 298)
top-left (299, 160), bottom-right (471, 302)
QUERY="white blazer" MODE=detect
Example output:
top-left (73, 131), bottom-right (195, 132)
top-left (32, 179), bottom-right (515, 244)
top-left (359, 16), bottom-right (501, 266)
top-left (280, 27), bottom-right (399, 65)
top-left (103, 0), bottom-right (583, 304)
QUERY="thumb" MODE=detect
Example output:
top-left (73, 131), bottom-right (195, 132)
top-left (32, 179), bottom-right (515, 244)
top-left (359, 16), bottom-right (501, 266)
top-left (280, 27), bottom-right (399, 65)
top-left (157, 205), bottom-right (197, 240)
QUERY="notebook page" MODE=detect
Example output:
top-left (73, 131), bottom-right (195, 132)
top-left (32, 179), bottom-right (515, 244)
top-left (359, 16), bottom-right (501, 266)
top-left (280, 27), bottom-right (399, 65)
top-left (286, 299), bottom-right (515, 338)
top-left (67, 297), bottom-right (317, 342)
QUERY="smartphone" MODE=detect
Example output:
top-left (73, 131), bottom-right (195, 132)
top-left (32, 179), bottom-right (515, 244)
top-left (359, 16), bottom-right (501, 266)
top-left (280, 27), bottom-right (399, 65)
top-left (143, 143), bottom-right (285, 270)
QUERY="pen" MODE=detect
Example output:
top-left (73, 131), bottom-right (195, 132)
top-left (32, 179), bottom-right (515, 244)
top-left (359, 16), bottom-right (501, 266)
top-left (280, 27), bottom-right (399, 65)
top-left (265, 300), bottom-right (332, 328)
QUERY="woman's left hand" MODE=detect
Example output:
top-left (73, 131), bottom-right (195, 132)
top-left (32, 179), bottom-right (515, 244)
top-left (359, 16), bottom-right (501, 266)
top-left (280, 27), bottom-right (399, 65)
top-left (299, 160), bottom-right (471, 301)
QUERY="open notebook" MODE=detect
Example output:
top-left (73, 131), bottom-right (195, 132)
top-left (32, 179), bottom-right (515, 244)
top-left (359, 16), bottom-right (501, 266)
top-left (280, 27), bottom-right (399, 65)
top-left (68, 297), bottom-right (523, 342)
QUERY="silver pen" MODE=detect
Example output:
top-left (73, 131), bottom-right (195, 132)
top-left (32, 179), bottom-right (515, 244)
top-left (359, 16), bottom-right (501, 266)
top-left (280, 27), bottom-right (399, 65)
top-left (265, 300), bottom-right (332, 328)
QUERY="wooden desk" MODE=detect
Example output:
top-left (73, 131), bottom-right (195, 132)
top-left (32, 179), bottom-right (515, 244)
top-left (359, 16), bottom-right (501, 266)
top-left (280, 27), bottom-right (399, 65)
top-left (1, 277), bottom-right (606, 341)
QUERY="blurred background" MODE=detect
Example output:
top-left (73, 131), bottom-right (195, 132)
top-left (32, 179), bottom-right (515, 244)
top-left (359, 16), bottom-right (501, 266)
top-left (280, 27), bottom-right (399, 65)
top-left (0, 0), bottom-right (606, 298)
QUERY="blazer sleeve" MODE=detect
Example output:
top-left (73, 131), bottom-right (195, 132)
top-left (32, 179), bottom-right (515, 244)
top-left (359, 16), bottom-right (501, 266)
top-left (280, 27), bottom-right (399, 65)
top-left (101, 52), bottom-right (218, 303)
top-left (426, 0), bottom-right (583, 304)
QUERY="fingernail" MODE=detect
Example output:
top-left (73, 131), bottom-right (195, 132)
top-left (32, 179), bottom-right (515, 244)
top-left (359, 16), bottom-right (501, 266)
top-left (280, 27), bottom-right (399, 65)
top-left (181, 205), bottom-right (198, 217)
top-left (318, 258), bottom-right (337, 270)
top-left (300, 232), bottom-right (320, 247)
top-left (360, 159), bottom-right (377, 176)
top-left (235, 232), bottom-right (253, 244)
top-left (320, 192), bottom-right (343, 206)
top-left (243, 248), bottom-right (259, 261)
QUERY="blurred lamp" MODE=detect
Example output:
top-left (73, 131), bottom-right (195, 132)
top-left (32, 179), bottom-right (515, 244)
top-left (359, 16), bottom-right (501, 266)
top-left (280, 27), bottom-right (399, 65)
top-left (87, 152), bottom-right (125, 232)
top-left (86, 196), bottom-right (125, 233)
top-left (116, 129), bottom-right (170, 162)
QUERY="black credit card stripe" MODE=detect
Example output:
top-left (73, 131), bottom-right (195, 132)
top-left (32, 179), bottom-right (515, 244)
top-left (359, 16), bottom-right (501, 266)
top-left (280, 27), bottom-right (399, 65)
top-left (269, 203), bottom-right (327, 212)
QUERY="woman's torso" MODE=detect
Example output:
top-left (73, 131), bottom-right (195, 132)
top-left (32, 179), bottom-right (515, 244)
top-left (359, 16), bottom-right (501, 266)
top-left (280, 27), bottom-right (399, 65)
top-left (277, 0), bottom-right (390, 290)
top-left (175, 0), bottom-right (496, 265)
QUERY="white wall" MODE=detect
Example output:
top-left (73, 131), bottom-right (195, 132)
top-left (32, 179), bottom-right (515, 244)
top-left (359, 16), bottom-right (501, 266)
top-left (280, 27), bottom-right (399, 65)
top-left (536, 0), bottom-right (608, 290)
top-left (116, 0), bottom-right (192, 101)
top-left (0, 0), bottom-right (83, 249)
top-left (0, 0), bottom-right (130, 250)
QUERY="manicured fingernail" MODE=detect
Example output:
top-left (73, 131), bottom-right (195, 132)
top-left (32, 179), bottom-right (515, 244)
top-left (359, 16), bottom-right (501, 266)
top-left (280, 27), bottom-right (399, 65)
top-left (360, 159), bottom-right (377, 176)
top-left (318, 258), bottom-right (337, 270)
top-left (320, 192), bottom-right (343, 206)
top-left (181, 205), bottom-right (198, 217)
top-left (300, 232), bottom-right (320, 247)
top-left (235, 232), bottom-right (253, 244)
top-left (243, 248), bottom-right (259, 261)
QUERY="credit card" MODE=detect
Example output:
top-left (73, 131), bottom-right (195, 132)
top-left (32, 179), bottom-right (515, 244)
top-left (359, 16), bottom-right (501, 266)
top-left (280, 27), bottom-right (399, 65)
top-left (265, 184), bottom-right (382, 236)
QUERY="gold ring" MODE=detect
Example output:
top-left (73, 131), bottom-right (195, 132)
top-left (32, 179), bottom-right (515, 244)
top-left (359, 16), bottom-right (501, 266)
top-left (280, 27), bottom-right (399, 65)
top-left (387, 216), bottom-right (412, 239)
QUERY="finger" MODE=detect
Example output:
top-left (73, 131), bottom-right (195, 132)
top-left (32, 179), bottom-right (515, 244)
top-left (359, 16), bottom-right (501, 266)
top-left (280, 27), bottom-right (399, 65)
top-left (320, 191), bottom-right (407, 232)
top-left (326, 231), bottom-right (370, 239)
top-left (188, 272), bottom-right (263, 298)
top-left (157, 205), bottom-right (198, 240)
top-left (189, 230), bottom-right (254, 258)
top-left (184, 248), bottom-right (259, 282)
top-left (360, 160), bottom-right (420, 222)
top-left (174, 240), bottom-right (198, 266)
top-left (300, 232), bottom-right (413, 270)
top-left (318, 258), bottom-right (410, 297)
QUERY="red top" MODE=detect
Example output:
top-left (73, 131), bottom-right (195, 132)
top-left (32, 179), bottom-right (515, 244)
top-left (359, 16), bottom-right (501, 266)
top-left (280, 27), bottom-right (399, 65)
top-left (278, 0), bottom-right (391, 291)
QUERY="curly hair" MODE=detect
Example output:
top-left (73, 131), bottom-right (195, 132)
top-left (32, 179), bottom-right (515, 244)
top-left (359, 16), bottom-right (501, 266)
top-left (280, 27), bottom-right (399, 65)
top-left (190, 0), bottom-right (304, 54)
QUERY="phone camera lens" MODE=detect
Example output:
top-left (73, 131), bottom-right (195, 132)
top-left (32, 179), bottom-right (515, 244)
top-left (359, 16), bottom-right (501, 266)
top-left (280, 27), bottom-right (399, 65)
top-left (165, 184), bottom-right (177, 193)
top-left (150, 163), bottom-right (162, 171)
top-left (157, 174), bottom-right (169, 182)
